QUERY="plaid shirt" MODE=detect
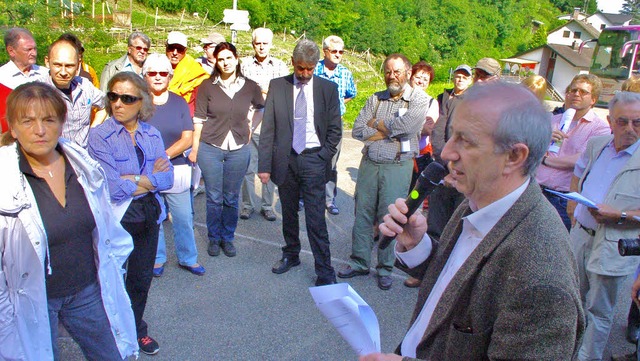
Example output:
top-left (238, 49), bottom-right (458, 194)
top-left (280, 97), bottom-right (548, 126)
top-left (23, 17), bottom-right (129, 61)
top-left (352, 84), bottom-right (429, 162)
top-left (240, 55), bottom-right (289, 93)
top-left (314, 60), bottom-right (357, 115)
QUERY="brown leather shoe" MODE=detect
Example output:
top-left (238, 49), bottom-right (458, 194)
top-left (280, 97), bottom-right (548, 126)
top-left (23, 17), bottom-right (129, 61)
top-left (403, 276), bottom-right (421, 288)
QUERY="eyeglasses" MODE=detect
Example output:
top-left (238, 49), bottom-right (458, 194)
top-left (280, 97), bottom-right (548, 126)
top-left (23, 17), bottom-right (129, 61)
top-left (106, 92), bottom-right (142, 105)
top-left (328, 49), bottom-right (344, 55)
top-left (568, 87), bottom-right (591, 96)
top-left (614, 117), bottom-right (640, 127)
top-left (146, 71), bottom-right (170, 77)
top-left (166, 45), bottom-right (186, 53)
top-left (131, 45), bottom-right (149, 52)
top-left (385, 69), bottom-right (406, 78)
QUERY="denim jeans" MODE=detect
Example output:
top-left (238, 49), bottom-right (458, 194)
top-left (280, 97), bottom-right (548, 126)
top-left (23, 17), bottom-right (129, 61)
top-left (48, 281), bottom-right (123, 361)
top-left (156, 190), bottom-right (199, 266)
top-left (542, 189), bottom-right (572, 231)
top-left (197, 142), bottom-right (250, 243)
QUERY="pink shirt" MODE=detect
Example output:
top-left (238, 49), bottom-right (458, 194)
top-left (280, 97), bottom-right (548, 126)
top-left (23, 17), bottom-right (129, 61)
top-left (535, 109), bottom-right (610, 191)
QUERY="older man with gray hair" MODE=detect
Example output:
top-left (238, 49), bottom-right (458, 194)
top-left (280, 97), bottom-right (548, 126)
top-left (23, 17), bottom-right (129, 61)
top-left (567, 91), bottom-right (640, 361)
top-left (240, 27), bottom-right (289, 222)
top-left (0, 27), bottom-right (46, 89)
top-left (100, 31), bottom-right (151, 92)
top-left (258, 39), bottom-right (341, 286)
top-left (314, 35), bottom-right (357, 215)
top-left (365, 82), bottom-right (584, 360)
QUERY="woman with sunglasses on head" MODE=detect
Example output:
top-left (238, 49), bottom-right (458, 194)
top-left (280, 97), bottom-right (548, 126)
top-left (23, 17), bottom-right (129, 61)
top-left (0, 82), bottom-right (137, 360)
top-left (88, 71), bottom-right (173, 356)
top-left (142, 54), bottom-right (204, 277)
top-left (189, 42), bottom-right (264, 258)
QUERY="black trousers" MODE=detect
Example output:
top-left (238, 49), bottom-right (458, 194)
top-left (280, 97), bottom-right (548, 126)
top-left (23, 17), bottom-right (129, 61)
top-left (279, 151), bottom-right (336, 283)
top-left (121, 198), bottom-right (160, 339)
top-left (426, 184), bottom-right (465, 240)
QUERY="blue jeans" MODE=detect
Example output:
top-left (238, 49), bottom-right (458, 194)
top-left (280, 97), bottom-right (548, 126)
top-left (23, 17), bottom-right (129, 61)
top-left (542, 188), bottom-right (572, 231)
top-left (197, 142), bottom-right (250, 243)
top-left (156, 189), bottom-right (199, 266)
top-left (48, 282), bottom-right (123, 361)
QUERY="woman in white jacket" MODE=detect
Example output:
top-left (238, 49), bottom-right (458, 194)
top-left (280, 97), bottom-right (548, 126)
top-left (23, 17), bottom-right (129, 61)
top-left (0, 82), bottom-right (138, 360)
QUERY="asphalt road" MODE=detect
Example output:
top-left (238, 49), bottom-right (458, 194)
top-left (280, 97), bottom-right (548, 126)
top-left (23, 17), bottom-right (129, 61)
top-left (59, 130), bottom-right (637, 360)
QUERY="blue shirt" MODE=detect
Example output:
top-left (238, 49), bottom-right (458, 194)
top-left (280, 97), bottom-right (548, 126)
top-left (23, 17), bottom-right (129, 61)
top-left (88, 117), bottom-right (173, 221)
top-left (574, 139), bottom-right (640, 229)
top-left (314, 60), bottom-right (356, 115)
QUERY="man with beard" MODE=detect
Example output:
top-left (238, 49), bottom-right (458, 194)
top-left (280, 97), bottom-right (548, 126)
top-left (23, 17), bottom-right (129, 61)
top-left (0, 27), bottom-right (46, 89)
top-left (536, 74), bottom-right (610, 230)
top-left (258, 39), bottom-right (341, 287)
top-left (100, 32), bottom-right (151, 92)
top-left (337, 53), bottom-right (429, 290)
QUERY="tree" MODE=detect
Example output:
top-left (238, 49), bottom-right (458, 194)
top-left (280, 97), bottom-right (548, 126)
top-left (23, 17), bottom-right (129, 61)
top-left (622, 0), bottom-right (640, 24)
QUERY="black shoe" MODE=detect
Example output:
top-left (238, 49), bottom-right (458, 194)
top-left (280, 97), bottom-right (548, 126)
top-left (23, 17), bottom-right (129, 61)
top-left (337, 265), bottom-right (369, 279)
top-left (315, 277), bottom-right (337, 286)
top-left (220, 242), bottom-right (236, 257)
top-left (138, 335), bottom-right (160, 355)
top-left (240, 208), bottom-right (253, 220)
top-left (627, 323), bottom-right (640, 344)
top-left (326, 203), bottom-right (340, 215)
top-left (207, 240), bottom-right (220, 257)
top-left (272, 257), bottom-right (301, 274)
top-left (377, 275), bottom-right (393, 290)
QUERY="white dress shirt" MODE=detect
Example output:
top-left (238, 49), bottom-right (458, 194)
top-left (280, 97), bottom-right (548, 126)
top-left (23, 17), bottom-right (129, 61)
top-left (293, 76), bottom-right (321, 149)
top-left (0, 60), bottom-right (46, 89)
top-left (397, 179), bottom-right (530, 357)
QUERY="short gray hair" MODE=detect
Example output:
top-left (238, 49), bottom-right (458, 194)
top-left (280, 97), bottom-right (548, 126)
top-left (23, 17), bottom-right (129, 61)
top-left (252, 28), bottom-right (273, 43)
top-left (292, 39), bottom-right (320, 64)
top-left (463, 82), bottom-right (552, 177)
top-left (128, 31), bottom-right (151, 48)
top-left (4, 27), bottom-right (34, 49)
top-left (609, 91), bottom-right (640, 112)
top-left (142, 53), bottom-right (174, 76)
top-left (322, 35), bottom-right (344, 50)
top-left (106, 72), bottom-right (155, 122)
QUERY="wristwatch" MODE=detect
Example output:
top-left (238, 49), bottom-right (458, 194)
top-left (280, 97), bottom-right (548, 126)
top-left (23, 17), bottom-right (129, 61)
top-left (134, 175), bottom-right (141, 185)
top-left (618, 211), bottom-right (627, 225)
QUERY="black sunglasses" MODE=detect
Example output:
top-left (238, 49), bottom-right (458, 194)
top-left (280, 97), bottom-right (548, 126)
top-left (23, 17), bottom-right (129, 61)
top-left (106, 92), bottom-right (142, 105)
top-left (166, 44), bottom-right (186, 53)
top-left (146, 71), bottom-right (170, 77)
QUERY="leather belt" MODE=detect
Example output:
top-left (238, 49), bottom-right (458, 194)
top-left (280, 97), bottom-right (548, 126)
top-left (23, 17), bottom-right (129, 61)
top-left (579, 223), bottom-right (596, 237)
top-left (292, 147), bottom-right (321, 155)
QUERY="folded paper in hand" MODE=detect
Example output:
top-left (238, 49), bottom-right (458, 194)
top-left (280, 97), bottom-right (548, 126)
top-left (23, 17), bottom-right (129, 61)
top-left (545, 189), bottom-right (598, 209)
top-left (309, 283), bottom-right (380, 356)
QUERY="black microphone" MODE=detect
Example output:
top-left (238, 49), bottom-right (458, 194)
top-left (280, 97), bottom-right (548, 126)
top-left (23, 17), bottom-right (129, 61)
top-left (378, 162), bottom-right (447, 250)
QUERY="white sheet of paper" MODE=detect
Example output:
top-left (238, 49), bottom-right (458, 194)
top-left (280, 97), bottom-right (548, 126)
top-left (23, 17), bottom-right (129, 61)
top-left (309, 283), bottom-right (380, 356)
top-left (545, 189), bottom-right (598, 209)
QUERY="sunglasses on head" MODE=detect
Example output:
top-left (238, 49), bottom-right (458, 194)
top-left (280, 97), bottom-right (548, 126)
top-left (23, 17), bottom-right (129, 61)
top-left (106, 92), bottom-right (142, 104)
top-left (166, 44), bottom-right (186, 53)
top-left (132, 45), bottom-right (149, 52)
top-left (146, 71), bottom-right (170, 77)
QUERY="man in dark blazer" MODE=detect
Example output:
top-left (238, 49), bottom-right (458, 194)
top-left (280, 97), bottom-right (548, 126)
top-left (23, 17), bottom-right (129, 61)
top-left (363, 82), bottom-right (584, 360)
top-left (258, 39), bottom-right (341, 286)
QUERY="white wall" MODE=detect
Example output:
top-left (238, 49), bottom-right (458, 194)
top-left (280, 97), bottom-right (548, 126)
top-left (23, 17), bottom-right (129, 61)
top-left (551, 58), bottom-right (582, 96)
top-left (547, 22), bottom-right (596, 48)
top-left (587, 14), bottom-right (610, 32)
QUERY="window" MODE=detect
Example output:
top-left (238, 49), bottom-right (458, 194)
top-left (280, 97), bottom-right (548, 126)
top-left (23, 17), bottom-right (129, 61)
top-left (563, 30), bottom-right (570, 38)
top-left (601, 24), bottom-right (606, 30)
top-left (574, 31), bottom-right (582, 39)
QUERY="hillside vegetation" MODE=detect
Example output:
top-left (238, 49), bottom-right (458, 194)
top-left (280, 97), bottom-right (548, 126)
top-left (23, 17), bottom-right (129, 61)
top-left (1, 0), bottom-right (589, 125)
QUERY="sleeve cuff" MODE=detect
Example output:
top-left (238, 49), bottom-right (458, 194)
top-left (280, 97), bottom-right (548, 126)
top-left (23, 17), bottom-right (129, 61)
top-left (395, 233), bottom-right (433, 268)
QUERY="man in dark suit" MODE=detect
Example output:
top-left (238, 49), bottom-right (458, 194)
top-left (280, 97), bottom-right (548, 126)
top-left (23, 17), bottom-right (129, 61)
top-left (362, 82), bottom-right (584, 360)
top-left (258, 39), bottom-right (341, 286)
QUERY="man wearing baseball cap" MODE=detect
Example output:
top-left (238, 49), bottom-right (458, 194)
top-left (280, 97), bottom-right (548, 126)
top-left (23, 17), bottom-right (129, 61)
top-left (165, 31), bottom-right (209, 114)
top-left (196, 32), bottom-right (225, 74)
top-left (473, 57), bottom-right (501, 83)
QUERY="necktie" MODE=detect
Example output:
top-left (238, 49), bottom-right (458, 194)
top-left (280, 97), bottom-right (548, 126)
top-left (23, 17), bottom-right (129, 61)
top-left (292, 83), bottom-right (307, 154)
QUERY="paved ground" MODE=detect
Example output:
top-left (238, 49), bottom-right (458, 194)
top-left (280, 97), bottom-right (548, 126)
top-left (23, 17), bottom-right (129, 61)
top-left (59, 130), bottom-right (637, 360)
